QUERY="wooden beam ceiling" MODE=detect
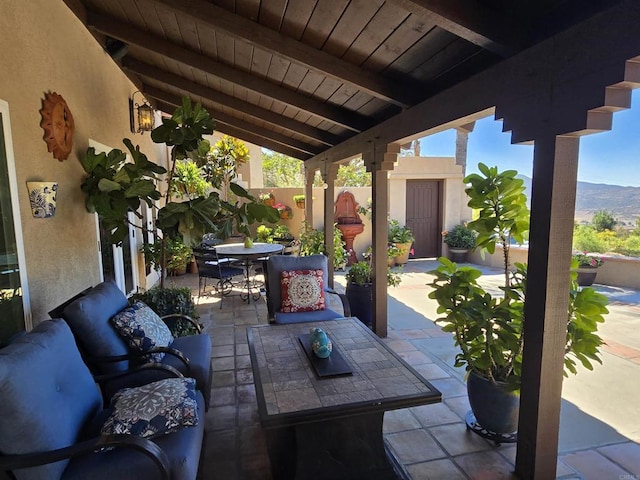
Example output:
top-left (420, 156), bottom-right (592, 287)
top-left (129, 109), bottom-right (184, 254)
top-left (385, 0), bottom-right (526, 57)
top-left (144, 85), bottom-right (323, 157)
top-left (86, 11), bottom-right (373, 132)
top-left (122, 58), bottom-right (344, 147)
top-left (149, 0), bottom-right (420, 109)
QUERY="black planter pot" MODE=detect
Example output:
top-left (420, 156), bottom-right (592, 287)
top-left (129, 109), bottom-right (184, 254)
top-left (448, 248), bottom-right (469, 263)
top-left (467, 371), bottom-right (520, 434)
top-left (345, 283), bottom-right (373, 328)
top-left (575, 267), bottom-right (599, 286)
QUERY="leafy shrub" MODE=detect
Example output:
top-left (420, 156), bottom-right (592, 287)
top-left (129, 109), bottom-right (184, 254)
top-left (592, 209), bottom-right (617, 232)
top-left (573, 225), bottom-right (607, 253)
top-left (443, 224), bottom-right (477, 249)
top-left (129, 287), bottom-right (200, 337)
top-left (623, 235), bottom-right (640, 256)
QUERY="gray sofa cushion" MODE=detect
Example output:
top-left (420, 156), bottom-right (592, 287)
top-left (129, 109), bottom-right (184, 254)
top-left (62, 281), bottom-right (131, 373)
top-left (0, 320), bottom-right (102, 480)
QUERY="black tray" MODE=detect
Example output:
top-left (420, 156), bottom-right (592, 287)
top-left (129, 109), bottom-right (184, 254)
top-left (298, 334), bottom-right (353, 378)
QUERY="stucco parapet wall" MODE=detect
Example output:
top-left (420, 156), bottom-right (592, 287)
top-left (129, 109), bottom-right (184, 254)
top-left (468, 245), bottom-right (640, 290)
top-left (390, 156), bottom-right (463, 175)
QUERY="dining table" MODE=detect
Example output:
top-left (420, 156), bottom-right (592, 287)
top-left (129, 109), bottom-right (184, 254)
top-left (214, 242), bottom-right (284, 303)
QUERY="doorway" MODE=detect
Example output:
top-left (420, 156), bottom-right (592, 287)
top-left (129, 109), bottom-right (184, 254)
top-left (405, 180), bottom-right (442, 258)
top-left (0, 100), bottom-right (30, 343)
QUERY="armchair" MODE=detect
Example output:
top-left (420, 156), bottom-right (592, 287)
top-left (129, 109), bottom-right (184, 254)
top-left (56, 281), bottom-right (212, 409)
top-left (265, 254), bottom-right (350, 324)
top-left (0, 319), bottom-right (205, 480)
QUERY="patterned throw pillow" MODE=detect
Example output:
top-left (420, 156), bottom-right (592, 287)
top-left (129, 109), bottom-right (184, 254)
top-left (111, 301), bottom-right (174, 362)
top-left (101, 377), bottom-right (198, 438)
top-left (280, 269), bottom-right (325, 313)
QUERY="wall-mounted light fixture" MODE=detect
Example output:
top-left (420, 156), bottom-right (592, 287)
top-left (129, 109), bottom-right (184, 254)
top-left (129, 91), bottom-right (154, 134)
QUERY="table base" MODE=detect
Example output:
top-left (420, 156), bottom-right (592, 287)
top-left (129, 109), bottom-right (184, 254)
top-left (265, 411), bottom-right (402, 480)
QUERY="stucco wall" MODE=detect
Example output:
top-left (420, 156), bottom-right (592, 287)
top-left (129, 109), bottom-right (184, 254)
top-left (1, 0), bottom-right (162, 323)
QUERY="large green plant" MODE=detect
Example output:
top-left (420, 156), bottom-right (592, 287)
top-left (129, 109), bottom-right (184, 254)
top-left (298, 221), bottom-right (347, 269)
top-left (428, 164), bottom-right (608, 392)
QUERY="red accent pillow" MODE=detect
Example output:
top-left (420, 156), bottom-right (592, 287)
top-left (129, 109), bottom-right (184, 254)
top-left (280, 269), bottom-right (325, 313)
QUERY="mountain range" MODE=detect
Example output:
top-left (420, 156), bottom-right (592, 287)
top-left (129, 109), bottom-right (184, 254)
top-left (518, 176), bottom-right (640, 226)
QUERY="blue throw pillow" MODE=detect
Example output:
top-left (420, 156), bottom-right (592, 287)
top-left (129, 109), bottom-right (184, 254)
top-left (111, 301), bottom-right (174, 362)
top-left (101, 378), bottom-right (198, 438)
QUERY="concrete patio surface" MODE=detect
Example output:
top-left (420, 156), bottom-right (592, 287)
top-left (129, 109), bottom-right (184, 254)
top-left (172, 258), bottom-right (640, 479)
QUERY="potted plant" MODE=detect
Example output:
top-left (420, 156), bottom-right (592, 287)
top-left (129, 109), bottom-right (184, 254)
top-left (274, 203), bottom-right (293, 219)
top-left (572, 252), bottom-right (605, 286)
top-left (442, 223), bottom-right (477, 262)
top-left (293, 194), bottom-right (305, 209)
top-left (388, 220), bottom-right (414, 265)
top-left (129, 286), bottom-right (201, 337)
top-left (258, 192), bottom-right (276, 206)
top-left (142, 237), bottom-right (193, 276)
top-left (299, 221), bottom-right (347, 269)
top-left (428, 163), bottom-right (608, 435)
top-left (346, 250), bottom-right (401, 328)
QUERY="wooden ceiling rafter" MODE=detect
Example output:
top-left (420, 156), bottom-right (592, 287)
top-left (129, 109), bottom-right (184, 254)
top-left (144, 85), bottom-right (324, 157)
top-left (149, 0), bottom-right (421, 109)
top-left (86, 11), bottom-right (373, 132)
top-left (122, 58), bottom-right (346, 147)
top-left (384, 0), bottom-right (527, 57)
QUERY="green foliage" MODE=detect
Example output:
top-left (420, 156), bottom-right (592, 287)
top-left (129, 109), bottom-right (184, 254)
top-left (443, 224), bottom-right (477, 249)
top-left (142, 237), bottom-right (192, 273)
top-left (256, 225), bottom-right (274, 242)
top-left (298, 221), bottom-right (347, 269)
top-left (623, 234), bottom-right (640, 256)
top-left (464, 163), bottom-right (530, 287)
top-left (572, 252), bottom-right (604, 268)
top-left (293, 194), bottom-right (305, 203)
top-left (80, 139), bottom-right (166, 245)
top-left (262, 151), bottom-right (304, 187)
top-left (156, 193), bottom-right (222, 246)
top-left (336, 158), bottom-right (371, 187)
top-left (198, 135), bottom-right (249, 193)
top-left (573, 225), bottom-right (607, 253)
top-left (171, 160), bottom-right (211, 200)
top-left (428, 259), bottom-right (608, 390)
top-left (388, 219), bottom-right (414, 243)
top-left (273, 224), bottom-right (293, 239)
top-left (592, 209), bottom-right (617, 232)
top-left (129, 287), bottom-right (200, 336)
top-left (346, 255), bottom-right (401, 288)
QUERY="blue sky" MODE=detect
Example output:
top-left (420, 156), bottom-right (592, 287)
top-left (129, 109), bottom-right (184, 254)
top-left (420, 90), bottom-right (640, 187)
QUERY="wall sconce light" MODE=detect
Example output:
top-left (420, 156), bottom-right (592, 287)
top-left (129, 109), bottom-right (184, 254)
top-left (26, 182), bottom-right (58, 218)
top-left (129, 91), bottom-right (154, 134)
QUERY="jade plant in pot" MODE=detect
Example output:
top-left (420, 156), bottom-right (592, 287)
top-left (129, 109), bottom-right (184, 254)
top-left (428, 164), bottom-right (608, 434)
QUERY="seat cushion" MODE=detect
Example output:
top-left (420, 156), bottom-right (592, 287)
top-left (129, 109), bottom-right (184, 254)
top-left (163, 334), bottom-right (212, 408)
top-left (63, 391), bottom-right (206, 480)
top-left (111, 301), bottom-right (174, 362)
top-left (0, 319), bottom-right (102, 480)
top-left (280, 269), bottom-right (325, 313)
top-left (101, 378), bottom-right (198, 438)
top-left (62, 281), bottom-right (131, 373)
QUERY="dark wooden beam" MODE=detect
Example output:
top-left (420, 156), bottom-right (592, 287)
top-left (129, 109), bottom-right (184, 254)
top-left (87, 11), bottom-right (372, 132)
top-left (154, 99), bottom-right (311, 161)
top-left (385, 0), bottom-right (525, 57)
top-left (151, 0), bottom-right (420, 108)
top-left (122, 58), bottom-right (343, 147)
top-left (145, 85), bottom-right (323, 156)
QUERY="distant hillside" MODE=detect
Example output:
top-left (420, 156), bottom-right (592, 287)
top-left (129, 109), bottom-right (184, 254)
top-left (517, 176), bottom-right (640, 226)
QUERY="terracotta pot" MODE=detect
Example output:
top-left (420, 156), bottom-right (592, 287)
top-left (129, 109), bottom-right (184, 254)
top-left (261, 194), bottom-right (276, 206)
top-left (295, 200), bottom-right (305, 209)
top-left (393, 242), bottom-right (412, 265)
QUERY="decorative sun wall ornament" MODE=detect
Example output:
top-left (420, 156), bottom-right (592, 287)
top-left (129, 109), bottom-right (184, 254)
top-left (39, 91), bottom-right (74, 161)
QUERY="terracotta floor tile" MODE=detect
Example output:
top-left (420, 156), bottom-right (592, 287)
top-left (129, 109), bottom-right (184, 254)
top-left (383, 408), bottom-right (422, 433)
top-left (444, 396), bottom-right (472, 420)
top-left (598, 442), bottom-right (640, 475)
top-left (601, 340), bottom-right (640, 359)
top-left (411, 402), bottom-right (461, 427)
top-left (454, 450), bottom-right (518, 479)
top-left (561, 450), bottom-right (630, 480)
top-left (405, 458), bottom-right (467, 479)
top-left (429, 423), bottom-right (493, 456)
top-left (385, 429), bottom-right (447, 464)
top-left (398, 349), bottom-right (435, 365)
top-left (413, 363), bottom-right (451, 380)
top-left (384, 339), bottom-right (417, 352)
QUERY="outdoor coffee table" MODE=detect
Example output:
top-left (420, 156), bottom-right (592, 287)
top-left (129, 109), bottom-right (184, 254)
top-left (247, 317), bottom-right (442, 480)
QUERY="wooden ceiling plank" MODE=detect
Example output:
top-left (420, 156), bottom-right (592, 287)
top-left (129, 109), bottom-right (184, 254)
top-left (149, 0), bottom-right (418, 107)
top-left (301, 0), bottom-right (350, 49)
top-left (145, 85), bottom-right (323, 155)
top-left (124, 57), bottom-right (343, 146)
top-left (155, 96), bottom-right (312, 160)
top-left (280, 0), bottom-right (317, 40)
top-left (384, 0), bottom-right (524, 57)
top-left (87, 11), bottom-right (370, 131)
top-left (322, 0), bottom-right (384, 58)
top-left (258, 0), bottom-right (289, 31)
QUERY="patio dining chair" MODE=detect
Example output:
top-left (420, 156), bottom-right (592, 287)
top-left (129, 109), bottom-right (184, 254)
top-left (193, 247), bottom-right (244, 307)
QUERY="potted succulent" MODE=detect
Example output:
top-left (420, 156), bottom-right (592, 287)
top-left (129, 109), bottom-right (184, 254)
top-left (428, 164), bottom-right (608, 435)
top-left (442, 223), bottom-right (477, 262)
top-left (346, 250), bottom-right (401, 328)
top-left (572, 252), bottom-right (605, 286)
top-left (388, 220), bottom-right (414, 265)
top-left (293, 194), bottom-right (306, 209)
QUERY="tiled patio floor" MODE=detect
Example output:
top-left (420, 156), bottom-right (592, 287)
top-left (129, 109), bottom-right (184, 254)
top-left (169, 260), bottom-right (640, 479)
